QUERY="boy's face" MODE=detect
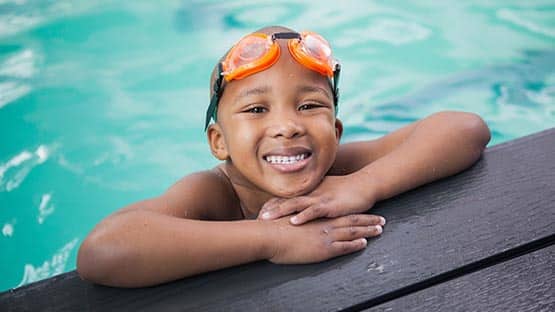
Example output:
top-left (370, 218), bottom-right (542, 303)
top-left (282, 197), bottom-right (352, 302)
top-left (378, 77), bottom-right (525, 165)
top-left (208, 38), bottom-right (342, 198)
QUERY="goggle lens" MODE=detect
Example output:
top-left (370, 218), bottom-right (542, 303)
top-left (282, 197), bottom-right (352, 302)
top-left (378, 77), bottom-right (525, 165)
top-left (226, 36), bottom-right (270, 72)
top-left (303, 33), bottom-right (333, 66)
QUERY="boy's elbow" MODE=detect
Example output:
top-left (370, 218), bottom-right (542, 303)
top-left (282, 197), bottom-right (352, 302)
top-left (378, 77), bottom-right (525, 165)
top-left (436, 111), bottom-right (491, 151)
top-left (76, 230), bottom-right (125, 286)
top-left (458, 112), bottom-right (491, 151)
top-left (76, 240), bottom-right (97, 283)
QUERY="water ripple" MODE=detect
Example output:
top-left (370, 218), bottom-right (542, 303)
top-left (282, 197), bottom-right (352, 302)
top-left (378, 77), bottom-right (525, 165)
top-left (0, 48), bottom-right (36, 108)
top-left (0, 145), bottom-right (50, 192)
top-left (343, 50), bottom-right (555, 145)
top-left (0, 13), bottom-right (41, 38)
top-left (2, 221), bottom-right (15, 237)
top-left (337, 18), bottom-right (431, 47)
top-left (0, 49), bottom-right (36, 78)
top-left (0, 0), bottom-right (108, 38)
top-left (16, 238), bottom-right (78, 288)
top-left (497, 8), bottom-right (555, 38)
top-left (222, 2), bottom-right (303, 29)
top-left (0, 81), bottom-right (30, 109)
top-left (37, 193), bottom-right (55, 224)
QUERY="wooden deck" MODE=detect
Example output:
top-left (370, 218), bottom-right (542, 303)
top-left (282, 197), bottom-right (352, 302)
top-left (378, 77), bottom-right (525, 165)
top-left (1, 127), bottom-right (554, 312)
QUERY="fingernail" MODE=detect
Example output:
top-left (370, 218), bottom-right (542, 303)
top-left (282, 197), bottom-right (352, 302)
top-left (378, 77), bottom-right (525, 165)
top-left (290, 216), bottom-right (299, 224)
top-left (360, 238), bottom-right (367, 246)
top-left (262, 212), bottom-right (271, 219)
top-left (379, 217), bottom-right (386, 226)
top-left (368, 225), bottom-right (383, 235)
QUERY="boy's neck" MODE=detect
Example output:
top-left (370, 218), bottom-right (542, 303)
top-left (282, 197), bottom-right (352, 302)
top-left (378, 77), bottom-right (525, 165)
top-left (219, 163), bottom-right (274, 219)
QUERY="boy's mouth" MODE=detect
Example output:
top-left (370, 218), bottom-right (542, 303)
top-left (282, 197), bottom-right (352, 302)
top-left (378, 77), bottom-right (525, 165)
top-left (262, 147), bottom-right (312, 173)
top-left (264, 153), bottom-right (310, 164)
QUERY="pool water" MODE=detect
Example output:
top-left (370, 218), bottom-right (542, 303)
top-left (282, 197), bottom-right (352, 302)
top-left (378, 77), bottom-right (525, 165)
top-left (1, 1), bottom-right (554, 291)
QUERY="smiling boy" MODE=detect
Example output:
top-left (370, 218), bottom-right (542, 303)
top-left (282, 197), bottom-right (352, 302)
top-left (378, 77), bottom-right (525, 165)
top-left (77, 26), bottom-right (490, 287)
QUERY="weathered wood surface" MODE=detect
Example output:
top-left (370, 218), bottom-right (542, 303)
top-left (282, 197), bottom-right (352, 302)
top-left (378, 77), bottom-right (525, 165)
top-left (367, 245), bottom-right (555, 312)
top-left (1, 127), bottom-right (554, 312)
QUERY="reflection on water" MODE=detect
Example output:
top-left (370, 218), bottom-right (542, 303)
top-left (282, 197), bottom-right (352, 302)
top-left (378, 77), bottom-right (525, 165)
top-left (16, 238), bottom-right (78, 288)
top-left (37, 193), bottom-right (54, 224)
top-left (341, 50), bottom-right (555, 143)
top-left (0, 0), bottom-right (554, 291)
top-left (0, 49), bottom-right (35, 78)
top-left (0, 145), bottom-right (49, 192)
top-left (0, 13), bottom-right (41, 38)
top-left (0, 81), bottom-right (30, 109)
top-left (2, 221), bottom-right (14, 237)
top-left (337, 18), bottom-right (431, 47)
top-left (0, 0), bottom-right (104, 38)
top-left (0, 48), bottom-right (35, 108)
top-left (497, 8), bottom-right (555, 38)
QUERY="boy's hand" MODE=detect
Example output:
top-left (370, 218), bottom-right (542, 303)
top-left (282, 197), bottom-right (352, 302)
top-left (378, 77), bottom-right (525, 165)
top-left (258, 175), bottom-right (382, 226)
top-left (266, 214), bottom-right (384, 264)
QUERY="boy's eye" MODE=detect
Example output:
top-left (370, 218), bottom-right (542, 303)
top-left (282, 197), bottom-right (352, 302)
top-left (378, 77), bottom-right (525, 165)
top-left (246, 106), bottom-right (267, 114)
top-left (298, 103), bottom-right (323, 110)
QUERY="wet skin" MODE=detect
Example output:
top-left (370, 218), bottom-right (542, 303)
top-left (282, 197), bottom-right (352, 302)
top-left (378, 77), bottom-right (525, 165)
top-left (207, 39), bottom-right (343, 217)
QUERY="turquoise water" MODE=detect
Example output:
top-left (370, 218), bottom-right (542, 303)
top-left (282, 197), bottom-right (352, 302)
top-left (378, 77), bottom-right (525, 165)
top-left (1, 0), bottom-right (554, 291)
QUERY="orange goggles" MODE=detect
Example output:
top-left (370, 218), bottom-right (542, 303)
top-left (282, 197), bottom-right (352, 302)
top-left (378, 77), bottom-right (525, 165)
top-left (205, 31), bottom-right (341, 130)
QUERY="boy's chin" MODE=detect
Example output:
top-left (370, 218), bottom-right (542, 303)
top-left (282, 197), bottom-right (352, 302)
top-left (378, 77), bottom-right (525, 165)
top-left (267, 180), bottom-right (319, 198)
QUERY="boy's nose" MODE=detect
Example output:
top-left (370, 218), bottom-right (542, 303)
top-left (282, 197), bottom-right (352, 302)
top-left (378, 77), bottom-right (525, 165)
top-left (267, 115), bottom-right (306, 139)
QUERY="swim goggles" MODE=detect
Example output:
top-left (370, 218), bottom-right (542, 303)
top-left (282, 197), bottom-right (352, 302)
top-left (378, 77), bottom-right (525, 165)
top-left (205, 31), bottom-right (341, 130)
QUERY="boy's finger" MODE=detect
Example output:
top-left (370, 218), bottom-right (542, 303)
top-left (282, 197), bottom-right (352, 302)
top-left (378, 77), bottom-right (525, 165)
top-left (333, 214), bottom-right (386, 227)
top-left (261, 198), bottom-right (280, 211)
top-left (273, 196), bottom-right (312, 217)
top-left (258, 198), bottom-right (283, 219)
top-left (262, 196), bottom-right (311, 220)
top-left (330, 238), bottom-right (367, 256)
top-left (290, 203), bottom-right (325, 225)
top-left (332, 225), bottom-right (383, 241)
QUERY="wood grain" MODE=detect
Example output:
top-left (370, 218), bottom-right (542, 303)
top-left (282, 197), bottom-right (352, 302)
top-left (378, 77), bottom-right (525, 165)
top-left (366, 245), bottom-right (554, 312)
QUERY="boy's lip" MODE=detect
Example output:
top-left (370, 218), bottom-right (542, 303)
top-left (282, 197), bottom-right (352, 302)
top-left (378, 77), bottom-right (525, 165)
top-left (262, 146), bottom-right (313, 173)
top-left (262, 146), bottom-right (312, 158)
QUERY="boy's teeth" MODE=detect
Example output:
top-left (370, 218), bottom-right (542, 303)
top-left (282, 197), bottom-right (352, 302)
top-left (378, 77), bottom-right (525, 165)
top-left (265, 153), bottom-right (307, 164)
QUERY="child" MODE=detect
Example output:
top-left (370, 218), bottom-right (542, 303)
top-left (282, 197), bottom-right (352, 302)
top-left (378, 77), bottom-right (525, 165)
top-left (77, 26), bottom-right (490, 287)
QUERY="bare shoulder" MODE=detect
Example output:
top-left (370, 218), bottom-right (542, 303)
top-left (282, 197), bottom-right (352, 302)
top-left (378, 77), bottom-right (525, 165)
top-left (117, 167), bottom-right (242, 221)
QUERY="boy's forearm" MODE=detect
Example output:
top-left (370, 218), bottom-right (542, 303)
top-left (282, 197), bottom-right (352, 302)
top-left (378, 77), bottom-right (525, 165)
top-left (77, 211), bottom-right (273, 287)
top-left (355, 112), bottom-right (490, 202)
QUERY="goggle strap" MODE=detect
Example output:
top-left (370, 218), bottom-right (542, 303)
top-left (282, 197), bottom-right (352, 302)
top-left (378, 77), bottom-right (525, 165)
top-left (272, 32), bottom-right (301, 40)
top-left (214, 63), bottom-right (224, 95)
top-left (332, 63), bottom-right (341, 114)
top-left (205, 94), bottom-right (218, 131)
top-left (205, 63), bottom-right (224, 131)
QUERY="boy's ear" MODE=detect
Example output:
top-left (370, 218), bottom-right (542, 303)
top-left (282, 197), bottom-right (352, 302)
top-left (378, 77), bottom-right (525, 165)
top-left (334, 118), bottom-right (343, 142)
top-left (207, 123), bottom-right (229, 160)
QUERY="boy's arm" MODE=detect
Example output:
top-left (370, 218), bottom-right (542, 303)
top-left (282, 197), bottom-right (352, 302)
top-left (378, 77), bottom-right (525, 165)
top-left (78, 208), bottom-right (270, 287)
top-left (259, 111), bottom-right (491, 224)
top-left (77, 171), bottom-right (267, 287)
top-left (335, 110), bottom-right (491, 200)
top-left (77, 171), bottom-right (385, 287)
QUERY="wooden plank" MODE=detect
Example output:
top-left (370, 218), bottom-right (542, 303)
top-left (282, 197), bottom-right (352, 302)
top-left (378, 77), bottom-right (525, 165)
top-left (1, 128), bottom-right (554, 312)
top-left (366, 245), bottom-right (555, 312)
